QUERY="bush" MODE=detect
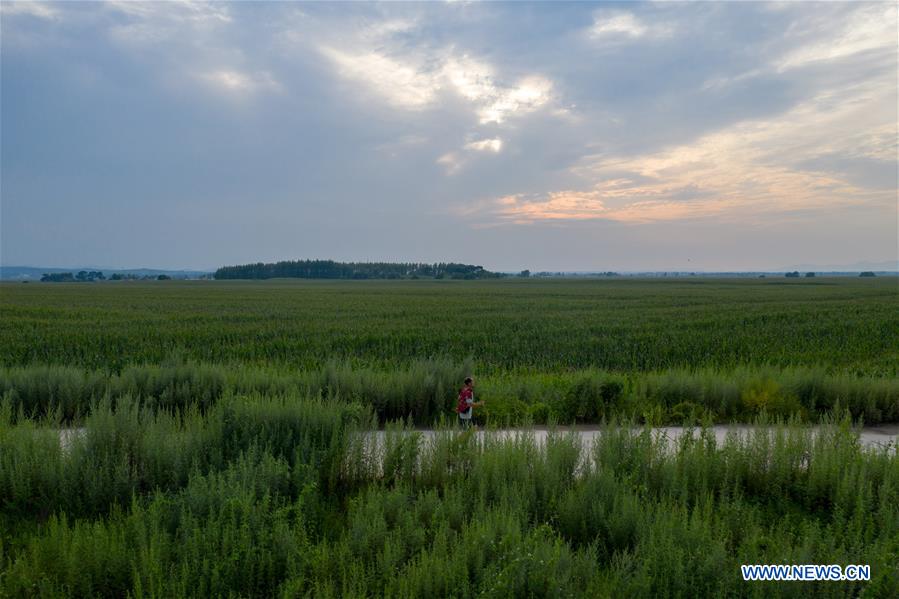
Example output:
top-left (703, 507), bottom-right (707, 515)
top-left (528, 402), bottom-right (550, 425)
top-left (741, 379), bottom-right (805, 418)
top-left (556, 374), bottom-right (624, 423)
top-left (669, 401), bottom-right (703, 424)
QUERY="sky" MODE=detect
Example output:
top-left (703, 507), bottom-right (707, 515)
top-left (1, 1), bottom-right (896, 272)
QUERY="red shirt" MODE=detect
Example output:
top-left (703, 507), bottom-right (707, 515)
top-left (457, 387), bottom-right (473, 414)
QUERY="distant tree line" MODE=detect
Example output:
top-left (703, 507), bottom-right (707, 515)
top-left (214, 260), bottom-right (504, 280)
top-left (41, 271), bottom-right (106, 282)
top-left (532, 271), bottom-right (620, 278)
top-left (41, 271), bottom-right (175, 282)
top-left (110, 273), bottom-right (171, 281)
top-left (40, 272), bottom-right (75, 282)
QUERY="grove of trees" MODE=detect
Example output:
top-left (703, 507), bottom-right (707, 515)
top-left (214, 260), bottom-right (504, 280)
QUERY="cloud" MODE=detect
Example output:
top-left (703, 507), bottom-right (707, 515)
top-left (376, 134), bottom-right (429, 157)
top-left (466, 59), bottom-right (895, 226)
top-left (590, 12), bottom-right (647, 39)
top-left (319, 47), bottom-right (554, 123)
top-left (1, 2), bottom-right (59, 20)
top-left (464, 138), bottom-right (502, 152)
top-left (318, 36), bottom-right (554, 123)
top-left (106, 0), bottom-right (232, 44)
top-left (99, 1), bottom-right (288, 100)
top-left (106, 0), bottom-right (231, 25)
top-left (441, 56), bottom-right (553, 123)
top-left (439, 137), bottom-right (503, 174)
top-left (451, 1), bottom-right (897, 228)
top-left (437, 152), bottom-right (463, 175)
top-left (360, 17), bottom-right (419, 40)
top-left (492, 190), bottom-right (607, 222)
top-left (776, 3), bottom-right (897, 71)
top-left (199, 69), bottom-right (280, 94)
top-left (319, 46), bottom-right (441, 109)
top-left (470, 181), bottom-right (734, 225)
top-left (2, 2), bottom-right (895, 271)
top-left (588, 10), bottom-right (673, 42)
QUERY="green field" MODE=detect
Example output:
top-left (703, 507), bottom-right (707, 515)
top-left (2, 278), bottom-right (897, 373)
top-left (1, 278), bottom-right (897, 425)
top-left (1, 278), bottom-right (897, 596)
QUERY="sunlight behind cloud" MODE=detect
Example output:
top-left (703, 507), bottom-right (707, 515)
top-left (320, 47), bottom-right (440, 109)
top-left (320, 47), bottom-right (554, 123)
top-left (465, 138), bottom-right (503, 153)
top-left (440, 57), bottom-right (554, 123)
top-left (200, 69), bottom-right (280, 94)
top-left (439, 137), bottom-right (504, 174)
top-left (494, 191), bottom-right (608, 222)
top-left (471, 61), bottom-right (895, 226)
top-left (477, 76), bottom-right (553, 124)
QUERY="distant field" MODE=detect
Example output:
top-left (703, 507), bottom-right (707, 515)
top-left (2, 278), bottom-right (897, 374)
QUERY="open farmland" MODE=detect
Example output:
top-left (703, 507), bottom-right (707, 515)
top-left (2, 278), bottom-right (897, 374)
top-left (1, 278), bottom-right (897, 425)
top-left (1, 278), bottom-right (898, 597)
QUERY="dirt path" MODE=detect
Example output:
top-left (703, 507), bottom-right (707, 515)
top-left (55, 424), bottom-right (898, 452)
top-left (373, 425), bottom-right (899, 450)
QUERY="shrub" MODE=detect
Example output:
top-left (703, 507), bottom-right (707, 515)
top-left (741, 379), bottom-right (805, 418)
top-left (528, 402), bottom-right (550, 425)
top-left (556, 374), bottom-right (623, 423)
top-left (669, 401), bottom-right (703, 424)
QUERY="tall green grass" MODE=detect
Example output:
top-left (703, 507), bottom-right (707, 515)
top-left (0, 394), bottom-right (365, 528)
top-left (2, 362), bottom-right (896, 425)
top-left (0, 359), bottom-right (471, 425)
top-left (2, 398), bottom-right (897, 597)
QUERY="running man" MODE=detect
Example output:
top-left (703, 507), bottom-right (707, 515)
top-left (456, 376), bottom-right (483, 427)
